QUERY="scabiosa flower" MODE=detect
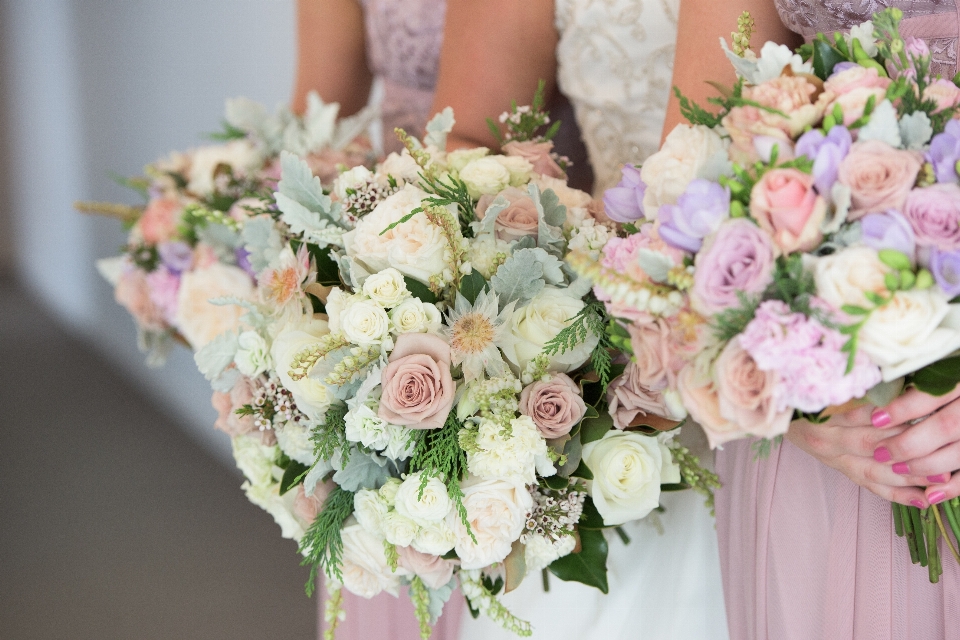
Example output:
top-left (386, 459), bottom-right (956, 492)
top-left (443, 289), bottom-right (512, 382)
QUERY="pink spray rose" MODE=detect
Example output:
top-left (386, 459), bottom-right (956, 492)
top-left (750, 168), bottom-right (826, 253)
top-left (691, 219), bottom-right (776, 316)
top-left (397, 545), bottom-right (456, 590)
top-left (606, 362), bottom-right (675, 430)
top-left (212, 376), bottom-right (257, 437)
top-left (677, 364), bottom-right (747, 448)
top-left (138, 198), bottom-right (182, 244)
top-left (502, 140), bottom-right (565, 179)
top-left (822, 66), bottom-right (891, 126)
top-left (627, 317), bottom-right (686, 390)
top-left (713, 340), bottom-right (792, 440)
top-left (902, 183), bottom-right (960, 250)
top-left (519, 373), bottom-right (587, 439)
top-left (923, 79), bottom-right (960, 113)
top-left (294, 480), bottom-right (335, 524)
top-left (476, 187), bottom-right (540, 242)
top-left (115, 268), bottom-right (165, 331)
top-left (379, 333), bottom-right (455, 429)
top-left (838, 140), bottom-right (922, 221)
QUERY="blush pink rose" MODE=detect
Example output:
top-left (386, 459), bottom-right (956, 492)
top-left (750, 168), bottom-right (826, 253)
top-left (691, 219), bottom-right (776, 316)
top-left (627, 317), bottom-right (686, 390)
top-left (294, 480), bottom-right (335, 524)
top-left (139, 198), bottom-right (182, 244)
top-left (212, 376), bottom-right (257, 437)
top-left (676, 364), bottom-right (747, 448)
top-left (115, 268), bottom-right (165, 331)
top-left (502, 140), bottom-right (565, 179)
top-left (476, 187), bottom-right (540, 242)
top-left (714, 340), bottom-right (792, 439)
top-left (379, 333), bottom-right (455, 429)
top-left (606, 362), bottom-right (674, 430)
top-left (838, 140), bottom-right (922, 221)
top-left (923, 79), bottom-right (960, 113)
top-left (397, 545), bottom-right (456, 590)
top-left (902, 183), bottom-right (960, 250)
top-left (823, 66), bottom-right (891, 126)
top-left (519, 374), bottom-right (587, 439)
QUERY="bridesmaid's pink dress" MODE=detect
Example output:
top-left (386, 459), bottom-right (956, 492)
top-left (716, 5), bottom-right (960, 639)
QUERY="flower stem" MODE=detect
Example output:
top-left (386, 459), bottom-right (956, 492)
top-left (911, 506), bottom-right (928, 567)
top-left (932, 505), bottom-right (960, 566)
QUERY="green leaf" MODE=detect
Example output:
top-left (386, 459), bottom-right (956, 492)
top-left (841, 304), bottom-right (870, 316)
top-left (458, 269), bottom-right (487, 305)
top-left (548, 527), bottom-right (609, 593)
top-left (911, 356), bottom-right (960, 396)
top-left (542, 475), bottom-right (571, 491)
top-left (404, 276), bottom-right (439, 304)
top-left (571, 458), bottom-right (594, 481)
top-left (812, 39), bottom-right (846, 81)
top-left (579, 409), bottom-right (613, 445)
top-left (578, 497), bottom-right (607, 530)
top-left (660, 482), bottom-right (692, 492)
top-left (279, 460), bottom-right (310, 495)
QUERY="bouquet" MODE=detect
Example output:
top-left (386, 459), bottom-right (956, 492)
top-left (576, 8), bottom-right (960, 582)
top-left (84, 92), bottom-right (375, 362)
top-left (194, 89), bottom-right (716, 637)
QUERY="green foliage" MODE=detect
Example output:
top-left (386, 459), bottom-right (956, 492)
top-left (279, 459), bottom-right (311, 496)
top-left (458, 269), bottom-right (487, 305)
top-left (409, 414), bottom-right (473, 540)
top-left (127, 243), bottom-right (160, 271)
top-left (206, 119), bottom-right (248, 141)
top-left (541, 300), bottom-right (614, 389)
top-left (579, 407), bottom-right (613, 446)
top-left (911, 356), bottom-right (960, 396)
top-left (409, 577), bottom-right (433, 640)
top-left (673, 86), bottom-right (725, 128)
top-left (751, 435), bottom-right (783, 459)
top-left (299, 486), bottom-right (356, 593)
top-left (577, 497), bottom-right (607, 530)
top-left (811, 38), bottom-right (847, 80)
top-left (548, 527), bottom-right (609, 593)
top-left (712, 291), bottom-right (761, 343)
top-left (403, 275), bottom-right (439, 304)
top-left (311, 404), bottom-right (350, 464)
top-left (485, 79), bottom-right (560, 146)
top-left (109, 172), bottom-right (150, 200)
top-left (668, 442), bottom-right (722, 513)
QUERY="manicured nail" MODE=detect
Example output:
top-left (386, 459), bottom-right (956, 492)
top-left (874, 446), bottom-right (892, 462)
top-left (929, 491), bottom-right (947, 505)
top-left (928, 473), bottom-right (951, 484)
top-left (871, 409), bottom-right (892, 428)
top-left (911, 499), bottom-right (926, 509)
top-left (893, 462), bottom-right (910, 475)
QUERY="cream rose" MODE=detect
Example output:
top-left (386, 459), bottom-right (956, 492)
top-left (810, 246), bottom-right (890, 310)
top-left (271, 316), bottom-right (333, 421)
top-left (449, 476), bottom-right (533, 570)
top-left (389, 298), bottom-right (442, 335)
top-left (640, 124), bottom-right (729, 218)
top-left (361, 268), bottom-right (410, 308)
top-left (333, 165), bottom-right (375, 201)
top-left (394, 473), bottom-right (452, 525)
top-left (339, 518), bottom-right (407, 598)
top-left (411, 520), bottom-right (458, 556)
top-left (379, 477), bottom-right (402, 505)
top-left (353, 489), bottom-right (389, 536)
top-left (175, 262), bottom-right (256, 349)
top-left (582, 430), bottom-right (680, 525)
top-left (499, 287), bottom-right (599, 374)
top-left (460, 156), bottom-right (512, 199)
top-left (340, 299), bottom-right (391, 346)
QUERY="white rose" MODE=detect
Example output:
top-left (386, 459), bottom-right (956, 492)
top-left (460, 157), bottom-right (512, 199)
top-left (175, 262), bottom-right (256, 349)
top-left (354, 488), bottom-right (390, 536)
top-left (449, 476), bottom-right (534, 570)
top-left (234, 330), bottom-right (270, 377)
top-left (361, 268), bottom-right (410, 308)
top-left (270, 317), bottom-right (333, 421)
top-left (232, 433), bottom-right (278, 487)
top-left (640, 124), bottom-right (729, 219)
top-left (582, 430), bottom-right (679, 526)
top-left (494, 155), bottom-right (534, 186)
top-left (412, 520), bottom-right (458, 556)
top-left (333, 165), bottom-right (375, 201)
top-left (524, 532), bottom-right (577, 573)
top-left (379, 151), bottom-right (421, 184)
top-left (533, 174), bottom-right (592, 210)
top-left (467, 415), bottom-right (549, 485)
top-left (187, 140), bottom-right (262, 196)
top-left (339, 518), bottom-right (407, 598)
top-left (389, 298), bottom-right (442, 334)
top-left (382, 511), bottom-right (419, 547)
top-left (810, 246), bottom-right (890, 310)
top-left (340, 299), bottom-right (391, 346)
top-left (498, 287), bottom-right (599, 374)
top-left (394, 473), bottom-right (452, 525)
top-left (447, 147), bottom-right (490, 173)
top-left (345, 404), bottom-right (392, 450)
top-left (378, 477), bottom-right (402, 506)
top-left (343, 184), bottom-right (449, 285)
top-left (274, 420), bottom-right (316, 466)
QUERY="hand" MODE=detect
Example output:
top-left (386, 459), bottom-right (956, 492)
top-left (785, 403), bottom-right (930, 507)
top-left (872, 386), bottom-right (960, 506)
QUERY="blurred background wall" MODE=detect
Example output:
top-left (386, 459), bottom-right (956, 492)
top-left (1, 0), bottom-right (297, 464)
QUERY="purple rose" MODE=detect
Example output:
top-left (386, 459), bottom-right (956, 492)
top-left (657, 179), bottom-right (730, 252)
top-left (158, 241), bottom-right (193, 273)
top-left (795, 125), bottom-right (851, 197)
top-left (860, 210), bottom-right (916, 258)
top-left (902, 183), bottom-right (960, 250)
top-left (927, 119), bottom-right (960, 184)
top-left (603, 164), bottom-right (645, 223)
top-left (691, 218), bottom-right (776, 316)
top-left (931, 249), bottom-right (960, 298)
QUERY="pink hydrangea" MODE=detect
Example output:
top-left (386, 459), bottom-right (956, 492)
top-left (737, 300), bottom-right (881, 413)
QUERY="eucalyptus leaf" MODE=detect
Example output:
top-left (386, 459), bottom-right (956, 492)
top-left (900, 111), bottom-right (933, 150)
top-left (548, 527), bottom-right (609, 594)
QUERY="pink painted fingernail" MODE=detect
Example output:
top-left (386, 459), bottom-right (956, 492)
top-left (871, 409), bottom-right (892, 428)
top-left (928, 473), bottom-right (951, 484)
top-left (893, 462), bottom-right (910, 475)
top-left (874, 446), bottom-right (892, 462)
top-left (911, 499), bottom-right (926, 509)
top-left (929, 491), bottom-right (947, 505)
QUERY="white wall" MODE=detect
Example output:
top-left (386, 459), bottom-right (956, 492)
top-left (2, 0), bottom-right (296, 464)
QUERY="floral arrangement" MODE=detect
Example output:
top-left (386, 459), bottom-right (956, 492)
top-left (85, 92), bottom-right (375, 362)
top-left (576, 8), bottom-right (960, 582)
top-left (194, 91), bottom-right (716, 637)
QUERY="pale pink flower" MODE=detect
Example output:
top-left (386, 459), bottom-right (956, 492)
top-left (749, 168), bottom-right (826, 254)
top-left (115, 267), bottom-right (165, 331)
top-left (145, 267), bottom-right (180, 325)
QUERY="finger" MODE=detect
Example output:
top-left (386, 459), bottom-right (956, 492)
top-left (876, 404), bottom-right (960, 464)
top-left (864, 482), bottom-right (929, 507)
top-left (926, 472), bottom-right (960, 504)
top-left (845, 455), bottom-right (928, 488)
top-left (876, 386), bottom-right (960, 429)
top-left (823, 403), bottom-right (876, 428)
top-left (894, 440), bottom-right (960, 479)
top-left (836, 425), bottom-right (908, 458)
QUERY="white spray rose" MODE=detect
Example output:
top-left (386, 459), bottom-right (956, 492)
top-left (234, 330), bottom-right (270, 377)
top-left (447, 147), bottom-right (490, 173)
top-left (382, 511), bottom-right (419, 547)
top-left (333, 165), bottom-right (375, 201)
top-left (187, 139), bottom-right (262, 196)
top-left (582, 430), bottom-right (680, 526)
top-left (494, 155), bottom-right (534, 186)
top-left (640, 124), bottom-right (729, 219)
top-left (460, 157), bottom-right (512, 199)
top-left (394, 473), bottom-right (452, 525)
top-left (175, 262), bottom-right (256, 349)
top-left (270, 316), bottom-right (332, 421)
top-left (354, 488), bottom-right (389, 536)
top-left (339, 299), bottom-right (391, 346)
top-left (361, 268), bottom-right (410, 308)
top-left (449, 476), bottom-right (534, 570)
top-left (379, 477), bottom-right (402, 506)
top-left (389, 298), bottom-right (442, 335)
top-left (338, 518), bottom-right (408, 598)
top-left (412, 520), bottom-right (458, 556)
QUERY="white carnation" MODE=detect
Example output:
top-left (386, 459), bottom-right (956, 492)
top-left (382, 511), bottom-right (419, 547)
top-left (232, 433), bottom-right (278, 487)
top-left (524, 532), bottom-right (577, 573)
top-left (354, 488), bottom-right (389, 536)
top-left (345, 404), bottom-right (392, 450)
top-left (394, 473), bottom-right (452, 525)
top-left (384, 425), bottom-right (417, 461)
top-left (568, 221), bottom-right (612, 261)
top-left (234, 330), bottom-right (270, 377)
top-left (361, 267), bottom-right (410, 308)
top-left (467, 415), bottom-right (549, 485)
top-left (389, 298), bottom-right (442, 334)
top-left (242, 479), bottom-right (304, 541)
top-left (275, 419), bottom-right (316, 466)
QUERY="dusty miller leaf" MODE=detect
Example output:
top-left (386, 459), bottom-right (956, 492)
top-left (241, 215), bottom-right (283, 273)
top-left (470, 194), bottom-right (509, 237)
top-left (490, 248), bottom-right (546, 310)
top-left (332, 449), bottom-right (395, 492)
top-left (194, 331), bottom-right (239, 381)
top-left (424, 107), bottom-right (455, 149)
top-left (276, 151), bottom-right (343, 226)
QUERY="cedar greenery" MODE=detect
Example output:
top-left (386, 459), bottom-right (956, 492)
top-left (408, 414), bottom-right (474, 541)
top-left (311, 403), bottom-right (350, 464)
top-left (541, 300), bottom-right (615, 389)
top-left (299, 486), bottom-right (356, 594)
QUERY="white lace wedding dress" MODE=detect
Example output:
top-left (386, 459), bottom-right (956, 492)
top-left (458, 1), bottom-right (729, 638)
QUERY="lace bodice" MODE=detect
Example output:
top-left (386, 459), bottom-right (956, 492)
top-left (360, 0), bottom-right (446, 153)
top-left (773, 0), bottom-right (960, 78)
top-left (555, 0), bottom-right (680, 195)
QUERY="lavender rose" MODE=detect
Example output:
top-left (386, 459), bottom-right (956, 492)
top-left (691, 219), bottom-right (776, 316)
top-left (476, 187), bottom-right (539, 242)
top-left (603, 164), bottom-right (646, 223)
top-left (928, 119), bottom-right (960, 184)
top-left (860, 210), bottom-right (916, 258)
top-left (902, 183), bottom-right (960, 251)
top-left (519, 374), bottom-right (587, 439)
top-left (657, 179), bottom-right (730, 252)
top-left (838, 140), bottom-right (922, 221)
top-left (379, 333), bottom-right (455, 429)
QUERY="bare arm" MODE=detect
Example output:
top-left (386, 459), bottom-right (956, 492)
top-left (662, 0), bottom-right (801, 138)
top-left (429, 0), bottom-right (558, 150)
top-left (291, 0), bottom-right (373, 116)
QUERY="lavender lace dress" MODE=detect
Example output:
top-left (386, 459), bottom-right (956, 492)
top-left (715, 7), bottom-right (960, 639)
